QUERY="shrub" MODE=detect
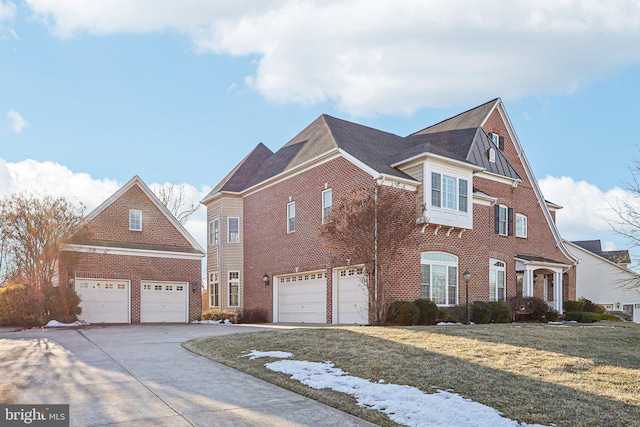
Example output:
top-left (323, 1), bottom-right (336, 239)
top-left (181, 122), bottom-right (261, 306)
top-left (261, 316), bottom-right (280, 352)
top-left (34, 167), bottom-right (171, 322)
top-left (565, 311), bottom-right (599, 323)
top-left (237, 308), bottom-right (269, 324)
top-left (578, 297), bottom-right (606, 314)
top-left (546, 308), bottom-right (560, 322)
top-left (0, 282), bottom-right (44, 326)
top-left (386, 301), bottom-right (420, 326)
top-left (487, 301), bottom-right (512, 323)
top-left (563, 300), bottom-right (583, 312)
top-left (201, 308), bottom-right (238, 323)
top-left (437, 305), bottom-right (467, 324)
top-left (471, 301), bottom-right (492, 324)
top-left (597, 313), bottom-right (622, 321)
top-left (43, 285), bottom-right (82, 324)
top-left (413, 299), bottom-right (439, 325)
top-left (508, 296), bottom-right (557, 322)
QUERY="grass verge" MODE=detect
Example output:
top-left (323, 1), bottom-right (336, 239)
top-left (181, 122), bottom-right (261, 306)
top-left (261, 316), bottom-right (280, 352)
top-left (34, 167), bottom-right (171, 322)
top-left (183, 322), bottom-right (640, 427)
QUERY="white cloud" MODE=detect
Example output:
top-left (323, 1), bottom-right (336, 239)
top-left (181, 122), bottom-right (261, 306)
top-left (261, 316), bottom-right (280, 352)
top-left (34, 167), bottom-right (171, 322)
top-left (24, 0), bottom-right (640, 116)
top-left (0, 1), bottom-right (15, 21)
top-left (538, 175), bottom-right (640, 248)
top-left (0, 158), bottom-right (209, 250)
top-left (7, 111), bottom-right (29, 134)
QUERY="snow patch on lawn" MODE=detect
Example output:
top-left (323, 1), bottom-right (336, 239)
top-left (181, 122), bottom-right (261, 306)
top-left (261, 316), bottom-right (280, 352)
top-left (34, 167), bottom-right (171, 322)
top-left (45, 320), bottom-right (89, 327)
top-left (255, 353), bottom-right (548, 427)
top-left (241, 350), bottom-right (294, 360)
top-left (191, 319), bottom-right (232, 324)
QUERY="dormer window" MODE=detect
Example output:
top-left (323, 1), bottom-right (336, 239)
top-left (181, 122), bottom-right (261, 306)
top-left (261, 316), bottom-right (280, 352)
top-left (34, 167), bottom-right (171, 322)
top-left (488, 147), bottom-right (496, 163)
top-left (129, 209), bottom-right (142, 231)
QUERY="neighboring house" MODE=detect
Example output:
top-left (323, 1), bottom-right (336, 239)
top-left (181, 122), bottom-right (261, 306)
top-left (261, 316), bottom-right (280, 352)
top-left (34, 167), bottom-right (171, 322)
top-left (58, 176), bottom-right (205, 323)
top-left (201, 98), bottom-right (578, 324)
top-left (566, 240), bottom-right (640, 323)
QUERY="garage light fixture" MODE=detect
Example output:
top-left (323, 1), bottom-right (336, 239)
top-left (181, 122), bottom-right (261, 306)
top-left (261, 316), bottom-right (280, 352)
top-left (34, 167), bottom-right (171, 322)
top-left (191, 280), bottom-right (199, 293)
top-left (263, 274), bottom-right (270, 286)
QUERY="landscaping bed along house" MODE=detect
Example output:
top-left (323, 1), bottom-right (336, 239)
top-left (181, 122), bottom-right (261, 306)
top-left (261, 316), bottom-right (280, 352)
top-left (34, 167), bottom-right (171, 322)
top-left (184, 322), bottom-right (640, 427)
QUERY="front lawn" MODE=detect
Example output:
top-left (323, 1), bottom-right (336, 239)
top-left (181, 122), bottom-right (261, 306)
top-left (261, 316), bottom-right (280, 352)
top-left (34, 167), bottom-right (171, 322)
top-left (183, 323), bottom-right (640, 427)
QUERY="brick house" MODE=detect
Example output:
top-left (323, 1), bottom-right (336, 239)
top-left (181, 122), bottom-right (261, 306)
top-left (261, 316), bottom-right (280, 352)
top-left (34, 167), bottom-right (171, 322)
top-left (202, 98), bottom-right (577, 324)
top-left (58, 176), bottom-right (205, 323)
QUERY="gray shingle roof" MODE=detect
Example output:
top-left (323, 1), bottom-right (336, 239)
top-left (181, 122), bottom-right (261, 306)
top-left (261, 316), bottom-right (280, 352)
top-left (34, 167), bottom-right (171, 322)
top-left (572, 240), bottom-right (631, 265)
top-left (209, 99), bottom-right (521, 195)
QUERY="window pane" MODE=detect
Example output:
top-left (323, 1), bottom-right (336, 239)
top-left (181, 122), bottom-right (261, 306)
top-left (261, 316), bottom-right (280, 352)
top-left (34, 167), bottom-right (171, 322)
top-left (447, 266), bottom-right (457, 305)
top-left (489, 270), bottom-right (497, 301)
top-left (431, 265), bottom-right (446, 305)
top-left (322, 189), bottom-right (332, 221)
top-left (420, 265), bottom-right (430, 299)
top-left (287, 202), bottom-right (296, 233)
top-left (458, 179), bottom-right (468, 212)
top-left (431, 173), bottom-right (441, 207)
top-left (442, 175), bottom-right (456, 209)
top-left (228, 217), bottom-right (239, 243)
top-left (498, 206), bottom-right (507, 235)
top-left (422, 252), bottom-right (457, 263)
top-left (498, 271), bottom-right (505, 301)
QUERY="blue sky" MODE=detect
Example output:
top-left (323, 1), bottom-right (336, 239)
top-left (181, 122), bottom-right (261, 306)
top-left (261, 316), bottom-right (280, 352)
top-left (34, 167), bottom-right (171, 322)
top-left (2, 1), bottom-right (640, 259)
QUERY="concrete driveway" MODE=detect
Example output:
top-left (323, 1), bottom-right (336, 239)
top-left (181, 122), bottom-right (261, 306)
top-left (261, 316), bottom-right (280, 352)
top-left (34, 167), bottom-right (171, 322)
top-left (0, 324), bottom-right (375, 427)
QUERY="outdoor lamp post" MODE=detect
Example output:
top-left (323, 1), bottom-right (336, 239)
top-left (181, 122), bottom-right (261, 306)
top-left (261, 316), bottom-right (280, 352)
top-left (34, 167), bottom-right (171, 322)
top-left (463, 269), bottom-right (471, 325)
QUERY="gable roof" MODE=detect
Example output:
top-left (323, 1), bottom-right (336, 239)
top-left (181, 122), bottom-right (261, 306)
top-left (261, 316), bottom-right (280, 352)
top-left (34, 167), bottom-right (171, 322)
top-left (412, 98), bottom-right (500, 135)
top-left (572, 240), bottom-right (631, 265)
top-left (69, 176), bottom-right (204, 255)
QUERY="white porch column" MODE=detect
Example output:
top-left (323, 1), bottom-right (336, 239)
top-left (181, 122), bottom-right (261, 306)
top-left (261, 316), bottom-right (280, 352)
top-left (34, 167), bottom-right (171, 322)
top-left (553, 271), bottom-right (563, 312)
top-left (523, 269), bottom-right (535, 297)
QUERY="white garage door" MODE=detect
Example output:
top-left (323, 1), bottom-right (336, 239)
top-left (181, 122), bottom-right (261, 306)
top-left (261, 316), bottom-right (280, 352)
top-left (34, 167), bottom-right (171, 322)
top-left (277, 272), bottom-right (327, 323)
top-left (335, 268), bottom-right (369, 325)
top-left (75, 279), bottom-right (130, 323)
top-left (140, 281), bottom-right (188, 323)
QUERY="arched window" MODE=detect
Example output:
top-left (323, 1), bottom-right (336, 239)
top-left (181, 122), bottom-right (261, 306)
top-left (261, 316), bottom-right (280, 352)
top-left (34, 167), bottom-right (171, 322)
top-left (420, 252), bottom-right (458, 306)
top-left (489, 259), bottom-right (506, 301)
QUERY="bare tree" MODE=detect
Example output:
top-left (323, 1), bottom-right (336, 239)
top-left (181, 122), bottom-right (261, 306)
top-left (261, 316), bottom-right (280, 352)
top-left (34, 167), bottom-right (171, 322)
top-left (154, 183), bottom-right (200, 225)
top-left (319, 184), bottom-right (417, 324)
top-left (0, 194), bottom-right (84, 288)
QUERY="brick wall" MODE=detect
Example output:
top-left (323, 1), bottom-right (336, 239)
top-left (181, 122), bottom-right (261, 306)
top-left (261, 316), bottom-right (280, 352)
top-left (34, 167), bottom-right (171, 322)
top-left (58, 251), bottom-right (202, 323)
top-left (237, 109), bottom-right (576, 322)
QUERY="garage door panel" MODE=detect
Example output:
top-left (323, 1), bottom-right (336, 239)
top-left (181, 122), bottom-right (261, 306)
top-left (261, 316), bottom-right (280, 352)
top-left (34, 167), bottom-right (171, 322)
top-left (337, 268), bottom-right (369, 325)
top-left (277, 273), bottom-right (326, 323)
top-left (75, 279), bottom-right (130, 323)
top-left (140, 282), bottom-right (187, 323)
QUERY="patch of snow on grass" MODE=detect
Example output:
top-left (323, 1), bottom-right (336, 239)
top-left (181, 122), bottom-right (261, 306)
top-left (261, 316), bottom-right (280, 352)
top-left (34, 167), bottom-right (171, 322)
top-left (45, 320), bottom-right (88, 327)
top-left (436, 322), bottom-right (463, 326)
top-left (265, 359), bottom-right (548, 427)
top-left (242, 350), bottom-right (293, 360)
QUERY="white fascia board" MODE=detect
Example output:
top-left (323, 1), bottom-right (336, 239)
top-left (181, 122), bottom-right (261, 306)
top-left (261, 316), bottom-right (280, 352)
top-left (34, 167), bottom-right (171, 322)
top-left (61, 243), bottom-right (205, 260)
top-left (242, 150), bottom-right (342, 197)
top-left (393, 153), bottom-right (485, 173)
top-left (473, 193), bottom-right (497, 206)
top-left (475, 170), bottom-right (521, 186)
top-left (483, 101), bottom-right (578, 264)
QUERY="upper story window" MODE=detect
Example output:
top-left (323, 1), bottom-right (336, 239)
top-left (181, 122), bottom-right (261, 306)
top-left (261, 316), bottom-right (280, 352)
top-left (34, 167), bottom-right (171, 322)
top-left (431, 173), bottom-right (468, 213)
top-left (208, 218), bottom-right (220, 245)
top-left (495, 205), bottom-right (513, 236)
top-left (322, 188), bottom-right (332, 223)
top-left (129, 210), bottom-right (142, 231)
top-left (287, 201), bottom-right (296, 233)
top-left (516, 214), bottom-right (528, 238)
top-left (489, 132), bottom-right (505, 151)
top-left (228, 217), bottom-right (239, 243)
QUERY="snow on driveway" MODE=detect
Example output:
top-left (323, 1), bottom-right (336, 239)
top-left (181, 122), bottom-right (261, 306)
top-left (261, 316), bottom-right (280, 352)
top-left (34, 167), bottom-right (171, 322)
top-left (244, 350), bottom-right (548, 427)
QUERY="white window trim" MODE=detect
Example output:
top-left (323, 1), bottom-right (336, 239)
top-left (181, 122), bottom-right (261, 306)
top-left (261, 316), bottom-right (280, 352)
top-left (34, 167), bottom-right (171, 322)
top-left (209, 272), bottom-right (219, 307)
top-left (489, 259), bottom-right (506, 302)
top-left (208, 217), bottom-right (220, 246)
top-left (129, 209), bottom-right (142, 231)
top-left (322, 188), bottom-right (332, 223)
top-left (227, 217), bottom-right (240, 243)
top-left (228, 271), bottom-right (240, 307)
top-left (420, 252), bottom-right (458, 306)
top-left (516, 213), bottom-right (528, 238)
top-left (497, 205), bottom-right (508, 236)
top-left (287, 201), bottom-right (296, 233)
